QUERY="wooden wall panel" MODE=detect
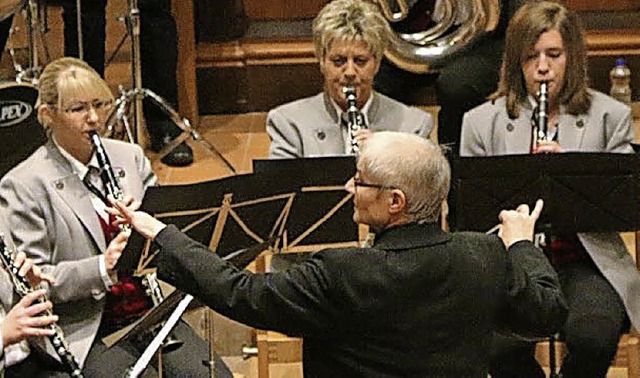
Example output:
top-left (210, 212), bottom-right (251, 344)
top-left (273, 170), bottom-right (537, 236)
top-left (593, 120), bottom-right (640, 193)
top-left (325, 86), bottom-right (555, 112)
top-left (243, 0), bottom-right (327, 20)
top-left (565, 0), bottom-right (640, 11)
top-left (186, 1), bottom-right (640, 116)
top-left (197, 63), bottom-right (324, 114)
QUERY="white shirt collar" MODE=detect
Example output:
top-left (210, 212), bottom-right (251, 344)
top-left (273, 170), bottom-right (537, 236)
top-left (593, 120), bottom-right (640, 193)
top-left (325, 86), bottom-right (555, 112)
top-left (330, 92), bottom-right (373, 126)
top-left (52, 136), bottom-right (99, 180)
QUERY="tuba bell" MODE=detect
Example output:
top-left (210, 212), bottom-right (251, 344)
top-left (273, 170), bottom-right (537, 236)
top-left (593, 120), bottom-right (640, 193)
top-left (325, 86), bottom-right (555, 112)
top-left (375, 0), bottom-right (501, 73)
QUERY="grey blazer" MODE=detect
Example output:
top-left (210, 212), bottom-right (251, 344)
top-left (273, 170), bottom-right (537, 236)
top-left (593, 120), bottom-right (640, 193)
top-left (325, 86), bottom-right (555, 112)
top-left (267, 91), bottom-right (433, 158)
top-left (0, 260), bottom-right (18, 375)
top-left (460, 90), bottom-right (640, 329)
top-left (0, 138), bottom-right (156, 365)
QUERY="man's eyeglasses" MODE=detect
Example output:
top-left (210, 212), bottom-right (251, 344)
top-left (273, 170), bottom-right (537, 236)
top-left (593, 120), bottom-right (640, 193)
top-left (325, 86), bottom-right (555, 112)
top-left (352, 175), bottom-right (395, 190)
top-left (50, 99), bottom-right (113, 115)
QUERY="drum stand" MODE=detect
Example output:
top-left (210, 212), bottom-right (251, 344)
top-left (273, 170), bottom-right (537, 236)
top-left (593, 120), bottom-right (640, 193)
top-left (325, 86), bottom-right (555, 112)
top-left (107, 0), bottom-right (236, 174)
top-left (9, 0), bottom-right (48, 83)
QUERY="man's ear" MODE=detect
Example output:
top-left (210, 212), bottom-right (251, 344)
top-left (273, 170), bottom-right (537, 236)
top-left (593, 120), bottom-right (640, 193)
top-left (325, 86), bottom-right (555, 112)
top-left (388, 189), bottom-right (406, 215)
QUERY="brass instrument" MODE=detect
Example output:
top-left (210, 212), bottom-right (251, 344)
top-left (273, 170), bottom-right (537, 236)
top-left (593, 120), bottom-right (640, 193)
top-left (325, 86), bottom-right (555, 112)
top-left (342, 86), bottom-right (367, 155)
top-left (89, 131), bottom-right (183, 351)
top-left (377, 0), bottom-right (501, 73)
top-left (531, 81), bottom-right (550, 152)
top-left (377, 0), bottom-right (409, 22)
top-left (0, 235), bottom-right (84, 377)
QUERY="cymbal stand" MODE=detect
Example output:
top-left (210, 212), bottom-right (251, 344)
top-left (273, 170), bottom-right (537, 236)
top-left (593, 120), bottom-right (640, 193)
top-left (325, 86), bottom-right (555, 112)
top-left (105, 87), bottom-right (237, 174)
top-left (75, 0), bottom-right (82, 60)
top-left (126, 0), bottom-right (144, 143)
top-left (109, 0), bottom-right (236, 174)
top-left (10, 0), bottom-right (47, 83)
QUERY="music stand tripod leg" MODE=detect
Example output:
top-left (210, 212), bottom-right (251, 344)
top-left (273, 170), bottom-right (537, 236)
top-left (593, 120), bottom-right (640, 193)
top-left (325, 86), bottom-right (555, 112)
top-left (124, 294), bottom-right (194, 378)
top-left (548, 333), bottom-right (561, 378)
top-left (141, 88), bottom-right (237, 174)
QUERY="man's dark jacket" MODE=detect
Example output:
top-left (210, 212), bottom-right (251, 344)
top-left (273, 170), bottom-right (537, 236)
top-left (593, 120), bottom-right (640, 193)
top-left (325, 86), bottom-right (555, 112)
top-left (155, 222), bottom-right (567, 377)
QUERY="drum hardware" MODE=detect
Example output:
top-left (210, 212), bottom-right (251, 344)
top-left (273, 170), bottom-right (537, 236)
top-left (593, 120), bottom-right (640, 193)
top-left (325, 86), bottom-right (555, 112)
top-left (74, 0), bottom-right (82, 60)
top-left (0, 82), bottom-right (45, 178)
top-left (101, 0), bottom-right (236, 174)
top-left (6, 0), bottom-right (50, 83)
top-left (104, 87), bottom-right (237, 174)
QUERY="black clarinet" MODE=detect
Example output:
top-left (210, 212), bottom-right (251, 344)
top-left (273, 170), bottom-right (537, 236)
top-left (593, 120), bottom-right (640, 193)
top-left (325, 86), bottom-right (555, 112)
top-left (342, 86), bottom-right (367, 155)
top-left (89, 131), bottom-right (183, 351)
top-left (90, 131), bottom-right (126, 207)
top-left (531, 81), bottom-right (550, 152)
top-left (0, 236), bottom-right (84, 377)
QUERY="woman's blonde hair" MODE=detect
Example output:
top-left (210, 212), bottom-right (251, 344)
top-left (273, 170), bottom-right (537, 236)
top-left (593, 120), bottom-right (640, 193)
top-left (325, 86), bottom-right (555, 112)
top-left (36, 57), bottom-right (114, 126)
top-left (312, 0), bottom-right (391, 63)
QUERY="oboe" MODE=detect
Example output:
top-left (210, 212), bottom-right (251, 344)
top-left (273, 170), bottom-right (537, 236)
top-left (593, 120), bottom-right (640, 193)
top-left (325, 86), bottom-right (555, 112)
top-left (89, 131), bottom-right (182, 351)
top-left (0, 236), bottom-right (84, 377)
top-left (342, 86), bottom-right (367, 155)
top-left (531, 81), bottom-right (550, 152)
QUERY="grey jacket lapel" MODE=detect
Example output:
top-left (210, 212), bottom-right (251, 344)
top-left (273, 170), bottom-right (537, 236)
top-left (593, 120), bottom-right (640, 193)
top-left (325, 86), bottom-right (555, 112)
top-left (502, 107), bottom-right (533, 155)
top-left (557, 113), bottom-right (587, 151)
top-left (46, 142), bottom-right (107, 252)
top-left (365, 92), bottom-right (380, 126)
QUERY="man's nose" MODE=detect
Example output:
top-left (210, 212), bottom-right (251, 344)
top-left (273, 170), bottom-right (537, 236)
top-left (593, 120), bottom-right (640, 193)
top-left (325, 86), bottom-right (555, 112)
top-left (345, 177), bottom-right (355, 193)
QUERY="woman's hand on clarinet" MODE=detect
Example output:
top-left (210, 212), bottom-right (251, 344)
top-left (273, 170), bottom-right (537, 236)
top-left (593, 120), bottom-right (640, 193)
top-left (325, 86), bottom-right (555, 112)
top-left (12, 251), bottom-right (54, 288)
top-left (107, 196), bottom-right (167, 241)
top-left (354, 129), bottom-right (373, 147)
top-left (1, 288), bottom-right (57, 347)
top-left (533, 140), bottom-right (563, 154)
top-left (104, 232), bottom-right (129, 273)
top-left (498, 199), bottom-right (544, 248)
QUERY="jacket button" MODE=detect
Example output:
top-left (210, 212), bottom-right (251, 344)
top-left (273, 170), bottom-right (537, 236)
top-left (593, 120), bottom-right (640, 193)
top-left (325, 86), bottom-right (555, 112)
top-left (316, 130), bottom-right (326, 140)
top-left (91, 289), bottom-right (105, 300)
top-left (506, 123), bottom-right (514, 132)
top-left (55, 181), bottom-right (64, 190)
top-left (576, 120), bottom-right (584, 128)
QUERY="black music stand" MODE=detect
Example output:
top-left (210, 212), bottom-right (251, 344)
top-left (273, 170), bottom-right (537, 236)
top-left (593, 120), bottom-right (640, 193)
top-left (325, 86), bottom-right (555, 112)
top-left (115, 158), bottom-right (358, 375)
top-left (252, 156), bottom-right (358, 253)
top-left (452, 152), bottom-right (640, 377)
top-left (108, 240), bottom-right (271, 377)
top-left (119, 157), bottom-right (357, 275)
top-left (452, 153), bottom-right (640, 234)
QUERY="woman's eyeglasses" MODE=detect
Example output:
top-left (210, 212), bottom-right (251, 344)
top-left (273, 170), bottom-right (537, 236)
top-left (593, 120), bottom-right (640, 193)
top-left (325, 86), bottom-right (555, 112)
top-left (50, 99), bottom-right (113, 115)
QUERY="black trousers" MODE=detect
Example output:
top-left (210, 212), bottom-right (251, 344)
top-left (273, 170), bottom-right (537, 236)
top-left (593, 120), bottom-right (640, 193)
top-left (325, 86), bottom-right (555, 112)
top-left (83, 320), bottom-right (233, 377)
top-left (490, 256), bottom-right (628, 378)
top-left (60, 0), bottom-right (180, 138)
top-left (5, 349), bottom-right (68, 378)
